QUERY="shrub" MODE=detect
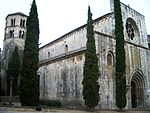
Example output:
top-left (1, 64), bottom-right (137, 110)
top-left (40, 100), bottom-right (61, 107)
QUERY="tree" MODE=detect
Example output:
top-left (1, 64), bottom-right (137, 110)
top-left (20, 0), bottom-right (39, 106)
top-left (0, 75), bottom-right (2, 96)
top-left (7, 46), bottom-right (20, 96)
top-left (82, 6), bottom-right (100, 110)
top-left (0, 48), bottom-right (2, 96)
top-left (148, 43), bottom-right (150, 48)
top-left (114, 0), bottom-right (126, 110)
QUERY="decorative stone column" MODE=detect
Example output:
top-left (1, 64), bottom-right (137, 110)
top-left (126, 83), bottom-right (132, 109)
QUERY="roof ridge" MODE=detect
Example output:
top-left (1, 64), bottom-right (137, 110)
top-left (6, 12), bottom-right (28, 19)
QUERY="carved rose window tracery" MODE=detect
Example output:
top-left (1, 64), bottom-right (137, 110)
top-left (126, 21), bottom-right (135, 40)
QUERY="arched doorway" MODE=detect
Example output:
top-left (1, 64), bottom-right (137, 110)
top-left (131, 81), bottom-right (137, 108)
top-left (131, 71), bottom-right (145, 108)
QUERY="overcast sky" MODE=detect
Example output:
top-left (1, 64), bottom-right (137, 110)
top-left (0, 0), bottom-right (149, 49)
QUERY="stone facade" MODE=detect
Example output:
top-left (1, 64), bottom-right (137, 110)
top-left (38, 2), bottom-right (150, 109)
top-left (0, 0), bottom-right (150, 110)
top-left (0, 12), bottom-right (28, 95)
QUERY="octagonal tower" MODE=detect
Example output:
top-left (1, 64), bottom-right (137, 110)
top-left (1, 12), bottom-right (28, 95)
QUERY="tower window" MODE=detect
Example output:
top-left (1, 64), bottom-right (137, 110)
top-left (22, 31), bottom-right (24, 38)
top-left (20, 19), bottom-right (25, 27)
top-left (19, 30), bottom-right (24, 38)
top-left (20, 19), bottom-right (22, 27)
top-left (19, 30), bottom-right (21, 38)
top-left (13, 19), bottom-right (15, 26)
top-left (11, 19), bottom-right (13, 26)
top-left (11, 18), bottom-right (15, 26)
top-left (23, 20), bottom-right (25, 27)
top-left (10, 30), bottom-right (14, 38)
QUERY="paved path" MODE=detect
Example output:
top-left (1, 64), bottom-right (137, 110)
top-left (0, 107), bottom-right (149, 113)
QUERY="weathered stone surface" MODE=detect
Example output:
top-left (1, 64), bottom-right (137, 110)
top-left (1, 1), bottom-right (150, 110)
top-left (0, 12), bottom-right (27, 95)
top-left (38, 2), bottom-right (150, 109)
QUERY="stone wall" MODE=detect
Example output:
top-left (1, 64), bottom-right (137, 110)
top-left (121, 2), bottom-right (148, 47)
top-left (39, 53), bottom-right (85, 106)
top-left (38, 13), bottom-right (113, 108)
top-left (38, 3), bottom-right (150, 109)
top-left (0, 13), bottom-right (27, 95)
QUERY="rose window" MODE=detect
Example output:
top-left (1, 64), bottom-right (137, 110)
top-left (126, 21), bottom-right (135, 40)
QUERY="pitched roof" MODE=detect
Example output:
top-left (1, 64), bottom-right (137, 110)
top-left (6, 12), bottom-right (28, 19)
top-left (40, 12), bottom-right (113, 49)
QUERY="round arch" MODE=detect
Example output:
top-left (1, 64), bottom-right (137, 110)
top-left (125, 18), bottom-right (140, 40)
top-left (107, 51), bottom-right (114, 67)
top-left (130, 69), bottom-right (145, 108)
top-left (130, 69), bottom-right (146, 87)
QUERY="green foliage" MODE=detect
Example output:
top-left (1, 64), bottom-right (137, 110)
top-left (148, 43), bottom-right (150, 48)
top-left (40, 100), bottom-right (61, 107)
top-left (0, 75), bottom-right (2, 96)
top-left (82, 6), bottom-right (100, 110)
top-left (7, 46), bottom-right (20, 96)
top-left (114, 0), bottom-right (126, 110)
top-left (0, 49), bottom-right (1, 95)
top-left (20, 0), bottom-right (39, 106)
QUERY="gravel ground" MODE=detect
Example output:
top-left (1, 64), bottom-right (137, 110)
top-left (0, 107), bottom-right (150, 113)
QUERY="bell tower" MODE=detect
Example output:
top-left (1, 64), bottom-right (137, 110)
top-left (1, 12), bottom-right (28, 95)
top-left (3, 12), bottom-right (28, 58)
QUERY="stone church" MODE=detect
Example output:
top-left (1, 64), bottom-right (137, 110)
top-left (1, 0), bottom-right (150, 109)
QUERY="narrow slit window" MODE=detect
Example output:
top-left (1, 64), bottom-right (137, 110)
top-left (22, 31), bottom-right (24, 38)
top-left (10, 30), bottom-right (14, 38)
top-left (11, 19), bottom-right (13, 26)
top-left (23, 20), bottom-right (25, 27)
top-left (20, 19), bottom-right (22, 27)
top-left (13, 19), bottom-right (15, 26)
top-left (65, 45), bottom-right (68, 53)
top-left (19, 30), bottom-right (21, 38)
top-left (48, 52), bottom-right (50, 58)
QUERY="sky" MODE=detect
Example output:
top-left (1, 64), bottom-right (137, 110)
top-left (0, 0), bottom-right (149, 49)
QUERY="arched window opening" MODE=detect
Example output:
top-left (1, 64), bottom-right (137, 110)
top-left (65, 45), bottom-right (68, 53)
top-left (10, 30), bottom-right (14, 38)
top-left (126, 21), bottom-right (134, 40)
top-left (48, 52), bottom-right (50, 58)
top-left (107, 52), bottom-right (113, 66)
top-left (20, 19), bottom-right (22, 27)
top-left (21, 31), bottom-right (24, 38)
top-left (125, 18), bottom-right (139, 41)
top-left (12, 30), bottom-right (14, 37)
top-left (10, 30), bottom-right (13, 37)
top-left (13, 19), bottom-right (15, 26)
top-left (11, 19), bottom-right (13, 26)
top-left (19, 30), bottom-right (25, 38)
top-left (23, 20), bottom-right (25, 27)
top-left (19, 30), bottom-right (22, 38)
